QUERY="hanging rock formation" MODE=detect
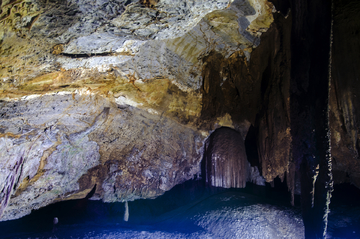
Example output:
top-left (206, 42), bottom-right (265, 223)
top-left (290, 0), bottom-right (333, 237)
top-left (203, 127), bottom-right (249, 188)
top-left (330, 0), bottom-right (360, 189)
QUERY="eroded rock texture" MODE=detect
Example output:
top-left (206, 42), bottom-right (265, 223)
top-left (249, 12), bottom-right (292, 185)
top-left (198, 11), bottom-right (293, 187)
top-left (0, 92), bottom-right (204, 221)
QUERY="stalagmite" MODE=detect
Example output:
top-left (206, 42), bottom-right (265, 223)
top-left (124, 201), bottom-right (129, 222)
top-left (203, 127), bottom-right (249, 188)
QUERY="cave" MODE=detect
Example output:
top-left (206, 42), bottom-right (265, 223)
top-left (1, 0), bottom-right (360, 238)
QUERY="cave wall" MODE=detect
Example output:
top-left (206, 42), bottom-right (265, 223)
top-left (246, 0), bottom-right (360, 193)
top-left (250, 12), bottom-right (292, 184)
top-left (199, 11), bottom-right (292, 185)
top-left (199, 1), bottom-right (360, 236)
top-left (0, 92), bottom-right (205, 221)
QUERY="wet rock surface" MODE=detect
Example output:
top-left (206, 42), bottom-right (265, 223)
top-left (1, 1), bottom-right (360, 237)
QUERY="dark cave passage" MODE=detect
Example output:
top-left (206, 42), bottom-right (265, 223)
top-left (245, 124), bottom-right (260, 169)
top-left (327, 183), bottom-right (360, 238)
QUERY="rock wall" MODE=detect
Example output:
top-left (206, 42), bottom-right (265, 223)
top-left (198, 10), bottom-right (293, 187)
top-left (330, 0), bottom-right (360, 189)
top-left (249, 12), bottom-right (292, 185)
top-left (0, 92), bottom-right (205, 221)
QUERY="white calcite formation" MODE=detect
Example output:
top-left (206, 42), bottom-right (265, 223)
top-left (0, 0), bottom-right (274, 221)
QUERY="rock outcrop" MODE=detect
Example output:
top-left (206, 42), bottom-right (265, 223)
top-left (0, 92), bottom-right (205, 221)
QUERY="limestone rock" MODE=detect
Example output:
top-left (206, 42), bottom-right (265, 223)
top-left (0, 92), bottom-right (204, 221)
top-left (248, 165), bottom-right (266, 186)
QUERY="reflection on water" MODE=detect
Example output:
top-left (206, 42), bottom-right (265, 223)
top-left (0, 179), bottom-right (358, 239)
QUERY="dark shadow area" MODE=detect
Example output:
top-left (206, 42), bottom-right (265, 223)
top-left (331, 183), bottom-right (360, 206)
top-left (327, 183), bottom-right (360, 239)
top-left (245, 124), bottom-right (260, 168)
top-left (265, 176), bottom-right (292, 205)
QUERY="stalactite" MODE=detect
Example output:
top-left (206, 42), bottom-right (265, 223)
top-left (124, 201), bottom-right (129, 222)
top-left (203, 127), bottom-right (249, 188)
top-left (287, 160), bottom-right (296, 206)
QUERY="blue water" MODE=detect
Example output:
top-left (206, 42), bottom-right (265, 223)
top-left (0, 181), bottom-right (358, 239)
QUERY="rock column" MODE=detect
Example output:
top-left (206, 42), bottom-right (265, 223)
top-left (290, 0), bottom-right (333, 237)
